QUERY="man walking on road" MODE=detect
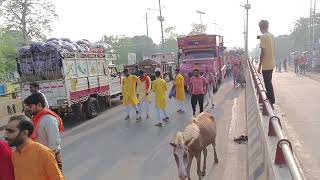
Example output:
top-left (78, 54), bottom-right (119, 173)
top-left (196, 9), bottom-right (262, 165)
top-left (257, 20), bottom-right (276, 107)
top-left (189, 69), bottom-right (208, 116)
top-left (173, 68), bottom-right (185, 112)
top-left (30, 82), bottom-right (49, 108)
top-left (0, 140), bottom-right (14, 180)
top-left (122, 68), bottom-right (142, 121)
top-left (202, 67), bottom-right (215, 108)
top-left (137, 70), bottom-right (151, 119)
top-left (152, 71), bottom-right (169, 127)
top-left (4, 115), bottom-right (64, 180)
top-left (23, 93), bottom-right (65, 171)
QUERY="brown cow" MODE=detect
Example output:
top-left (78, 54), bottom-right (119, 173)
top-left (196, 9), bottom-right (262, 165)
top-left (170, 112), bottom-right (218, 180)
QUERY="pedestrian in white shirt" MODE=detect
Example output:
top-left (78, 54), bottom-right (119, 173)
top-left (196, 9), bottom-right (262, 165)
top-left (24, 93), bottom-right (65, 171)
top-left (30, 82), bottom-right (49, 108)
top-left (202, 68), bottom-right (215, 108)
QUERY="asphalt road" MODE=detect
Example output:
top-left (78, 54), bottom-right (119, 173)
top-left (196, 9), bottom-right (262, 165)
top-left (273, 71), bottom-right (320, 180)
top-left (61, 79), bottom-right (246, 180)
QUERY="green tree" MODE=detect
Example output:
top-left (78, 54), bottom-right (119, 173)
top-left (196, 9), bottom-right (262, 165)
top-left (189, 23), bottom-right (207, 35)
top-left (164, 26), bottom-right (178, 39)
top-left (0, 0), bottom-right (58, 43)
top-left (275, 35), bottom-right (291, 59)
top-left (131, 35), bottom-right (158, 61)
top-left (101, 35), bottom-right (158, 65)
top-left (0, 30), bottom-right (20, 81)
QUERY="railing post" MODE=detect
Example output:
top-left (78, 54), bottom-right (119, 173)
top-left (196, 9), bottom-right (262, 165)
top-left (275, 139), bottom-right (292, 165)
top-left (268, 116), bottom-right (281, 136)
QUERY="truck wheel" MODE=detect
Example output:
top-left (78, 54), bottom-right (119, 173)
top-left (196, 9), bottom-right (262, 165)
top-left (84, 97), bottom-right (100, 119)
top-left (106, 96), bottom-right (112, 107)
top-left (71, 103), bottom-right (84, 121)
top-left (98, 96), bottom-right (107, 110)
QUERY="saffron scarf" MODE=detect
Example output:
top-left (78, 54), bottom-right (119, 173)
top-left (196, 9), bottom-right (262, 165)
top-left (31, 108), bottom-right (65, 140)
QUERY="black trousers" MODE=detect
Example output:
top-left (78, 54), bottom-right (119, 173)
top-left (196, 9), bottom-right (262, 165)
top-left (262, 70), bottom-right (275, 104)
top-left (191, 94), bottom-right (204, 114)
top-left (294, 64), bottom-right (299, 73)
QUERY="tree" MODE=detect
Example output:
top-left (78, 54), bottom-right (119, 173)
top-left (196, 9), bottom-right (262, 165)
top-left (164, 26), bottom-right (178, 40)
top-left (189, 23), bottom-right (207, 35)
top-left (0, 0), bottom-right (58, 43)
top-left (275, 35), bottom-right (291, 59)
top-left (101, 35), bottom-right (158, 65)
top-left (0, 29), bottom-right (20, 81)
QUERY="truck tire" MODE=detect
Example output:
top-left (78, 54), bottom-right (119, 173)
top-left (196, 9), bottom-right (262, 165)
top-left (168, 66), bottom-right (174, 81)
top-left (98, 96), bottom-right (107, 110)
top-left (71, 103), bottom-right (84, 121)
top-left (84, 97), bottom-right (100, 119)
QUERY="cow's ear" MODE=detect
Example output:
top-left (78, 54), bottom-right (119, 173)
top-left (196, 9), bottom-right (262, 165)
top-left (170, 142), bottom-right (176, 148)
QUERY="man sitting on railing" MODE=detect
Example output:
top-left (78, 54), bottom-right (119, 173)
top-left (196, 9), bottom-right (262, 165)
top-left (257, 20), bottom-right (276, 108)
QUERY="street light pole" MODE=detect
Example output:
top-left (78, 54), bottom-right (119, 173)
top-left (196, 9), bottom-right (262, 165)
top-left (146, 12), bottom-right (149, 38)
top-left (158, 0), bottom-right (165, 53)
top-left (212, 22), bottom-right (218, 33)
top-left (196, 10), bottom-right (206, 25)
top-left (246, 1), bottom-right (249, 58)
top-left (241, 1), bottom-right (251, 58)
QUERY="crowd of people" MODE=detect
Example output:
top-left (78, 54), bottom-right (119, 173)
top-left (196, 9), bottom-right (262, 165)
top-left (293, 55), bottom-right (308, 75)
top-left (121, 67), bottom-right (216, 127)
top-left (1, 83), bottom-right (65, 180)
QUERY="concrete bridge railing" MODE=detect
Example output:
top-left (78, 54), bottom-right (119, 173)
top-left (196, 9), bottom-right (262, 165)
top-left (245, 60), bottom-right (305, 180)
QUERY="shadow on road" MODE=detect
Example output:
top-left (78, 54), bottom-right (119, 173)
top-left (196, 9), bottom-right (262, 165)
top-left (63, 99), bottom-right (122, 130)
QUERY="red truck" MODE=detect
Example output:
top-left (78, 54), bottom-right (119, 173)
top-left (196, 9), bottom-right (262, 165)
top-left (177, 34), bottom-right (225, 91)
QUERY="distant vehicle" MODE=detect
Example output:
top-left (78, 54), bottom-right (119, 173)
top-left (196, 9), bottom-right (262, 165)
top-left (18, 51), bottom-right (121, 120)
top-left (124, 52), bottom-right (176, 81)
top-left (177, 34), bottom-right (226, 91)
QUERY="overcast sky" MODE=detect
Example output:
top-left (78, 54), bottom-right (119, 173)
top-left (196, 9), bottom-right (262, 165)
top-left (51, 0), bottom-right (312, 49)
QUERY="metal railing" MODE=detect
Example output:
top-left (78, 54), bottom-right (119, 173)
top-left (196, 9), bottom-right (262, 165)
top-left (247, 60), bottom-right (304, 180)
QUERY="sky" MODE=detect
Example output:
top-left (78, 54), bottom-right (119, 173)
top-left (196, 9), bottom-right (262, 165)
top-left (50, 0), bottom-right (313, 50)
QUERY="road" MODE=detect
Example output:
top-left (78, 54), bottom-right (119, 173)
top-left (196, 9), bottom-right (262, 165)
top-left (273, 71), bottom-right (320, 180)
top-left (62, 79), bottom-right (247, 180)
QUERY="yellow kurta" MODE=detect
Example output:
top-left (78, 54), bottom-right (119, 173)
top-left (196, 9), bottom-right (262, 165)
top-left (174, 73), bottom-right (185, 101)
top-left (152, 78), bottom-right (167, 109)
top-left (137, 76), bottom-right (151, 102)
top-left (122, 75), bottom-right (139, 105)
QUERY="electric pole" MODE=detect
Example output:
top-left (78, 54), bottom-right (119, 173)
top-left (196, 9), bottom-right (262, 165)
top-left (309, 0), bottom-right (317, 54)
top-left (241, 1), bottom-right (251, 59)
top-left (158, 0), bottom-right (165, 53)
top-left (146, 12), bottom-right (149, 38)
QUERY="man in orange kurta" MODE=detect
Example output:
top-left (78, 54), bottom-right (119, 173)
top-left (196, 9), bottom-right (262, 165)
top-left (4, 115), bottom-right (64, 180)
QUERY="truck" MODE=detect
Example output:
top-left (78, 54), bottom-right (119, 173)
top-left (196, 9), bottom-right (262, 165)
top-left (18, 51), bottom-right (122, 120)
top-left (177, 34), bottom-right (225, 91)
top-left (124, 52), bottom-right (176, 81)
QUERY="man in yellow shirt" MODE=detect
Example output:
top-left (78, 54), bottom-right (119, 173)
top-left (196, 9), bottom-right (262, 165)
top-left (173, 68), bottom-right (185, 112)
top-left (257, 20), bottom-right (276, 107)
top-left (152, 71), bottom-right (169, 127)
top-left (122, 68), bottom-right (142, 121)
top-left (4, 115), bottom-right (64, 180)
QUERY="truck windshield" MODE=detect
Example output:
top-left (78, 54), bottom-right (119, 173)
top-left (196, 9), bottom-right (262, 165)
top-left (184, 50), bottom-right (217, 59)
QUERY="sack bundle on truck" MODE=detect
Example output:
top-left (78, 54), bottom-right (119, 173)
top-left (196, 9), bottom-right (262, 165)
top-left (18, 38), bottom-right (120, 120)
